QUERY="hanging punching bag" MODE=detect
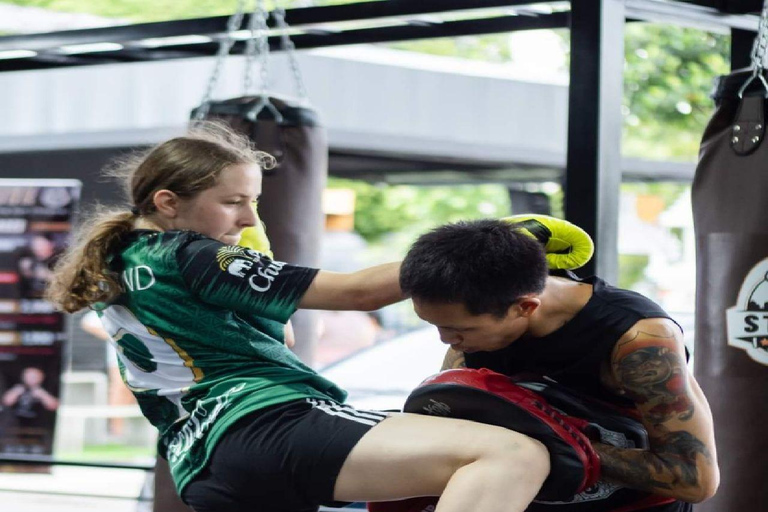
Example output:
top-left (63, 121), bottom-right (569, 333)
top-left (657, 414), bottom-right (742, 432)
top-left (190, 3), bottom-right (327, 365)
top-left (692, 22), bottom-right (768, 512)
top-left (197, 95), bottom-right (328, 365)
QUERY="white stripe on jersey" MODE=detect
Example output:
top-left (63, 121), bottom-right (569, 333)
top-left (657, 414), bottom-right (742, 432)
top-left (101, 305), bottom-right (194, 417)
top-left (306, 399), bottom-right (388, 426)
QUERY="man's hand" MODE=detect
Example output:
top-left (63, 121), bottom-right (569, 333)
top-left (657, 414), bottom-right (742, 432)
top-left (440, 347), bottom-right (466, 370)
top-left (596, 317), bottom-right (719, 503)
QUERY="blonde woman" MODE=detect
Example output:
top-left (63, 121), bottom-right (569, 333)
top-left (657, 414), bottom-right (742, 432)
top-left (47, 122), bottom-right (548, 512)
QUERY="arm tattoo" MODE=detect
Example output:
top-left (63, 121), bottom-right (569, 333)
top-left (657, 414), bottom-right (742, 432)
top-left (597, 429), bottom-right (713, 494)
top-left (441, 349), bottom-right (466, 370)
top-left (614, 339), bottom-right (694, 424)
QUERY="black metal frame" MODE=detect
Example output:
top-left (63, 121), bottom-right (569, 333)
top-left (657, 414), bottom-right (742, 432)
top-left (0, 3), bottom-right (574, 72)
top-left (0, 0), bottom-right (761, 274)
top-left (0, 13), bottom-right (572, 72)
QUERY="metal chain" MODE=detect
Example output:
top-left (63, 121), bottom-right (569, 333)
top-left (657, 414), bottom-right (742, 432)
top-left (750, 0), bottom-right (768, 71)
top-left (256, 0), bottom-right (271, 98)
top-left (193, 0), bottom-right (247, 121)
top-left (243, 0), bottom-right (260, 94)
top-left (739, 0), bottom-right (768, 97)
top-left (244, 0), bottom-right (271, 96)
top-left (273, 3), bottom-right (309, 100)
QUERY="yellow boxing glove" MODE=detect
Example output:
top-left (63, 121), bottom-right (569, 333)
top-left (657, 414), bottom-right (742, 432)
top-left (502, 214), bottom-right (594, 270)
top-left (239, 205), bottom-right (274, 258)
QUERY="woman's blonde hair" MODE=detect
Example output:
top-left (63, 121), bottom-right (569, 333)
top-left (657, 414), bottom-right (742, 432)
top-left (46, 121), bottom-right (274, 313)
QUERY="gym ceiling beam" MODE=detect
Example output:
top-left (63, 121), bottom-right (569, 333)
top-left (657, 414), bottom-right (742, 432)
top-left (675, 0), bottom-right (763, 13)
top-left (0, 11), bottom-right (570, 73)
top-left (0, 0), bottom-right (763, 73)
top-left (625, 0), bottom-right (760, 32)
top-left (0, 0), bottom-right (563, 54)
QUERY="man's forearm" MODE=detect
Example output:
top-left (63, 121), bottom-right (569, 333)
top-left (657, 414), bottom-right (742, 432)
top-left (594, 429), bottom-right (715, 503)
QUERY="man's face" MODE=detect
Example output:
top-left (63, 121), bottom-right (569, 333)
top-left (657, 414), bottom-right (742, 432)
top-left (412, 299), bottom-right (529, 353)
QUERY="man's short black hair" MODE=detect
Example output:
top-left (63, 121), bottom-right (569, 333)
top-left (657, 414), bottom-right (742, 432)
top-left (400, 219), bottom-right (548, 317)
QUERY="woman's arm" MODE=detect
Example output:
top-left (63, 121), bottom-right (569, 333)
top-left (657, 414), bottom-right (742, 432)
top-left (298, 262), bottom-right (403, 311)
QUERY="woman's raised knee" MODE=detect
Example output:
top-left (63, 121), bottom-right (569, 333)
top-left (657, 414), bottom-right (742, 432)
top-left (478, 428), bottom-right (550, 483)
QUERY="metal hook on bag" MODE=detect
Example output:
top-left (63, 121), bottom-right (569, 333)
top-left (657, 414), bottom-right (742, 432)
top-left (245, 95), bottom-right (284, 124)
top-left (740, 0), bottom-right (768, 98)
top-left (738, 68), bottom-right (768, 98)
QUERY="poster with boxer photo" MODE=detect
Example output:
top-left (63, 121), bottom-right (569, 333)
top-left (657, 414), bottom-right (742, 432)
top-left (0, 180), bottom-right (80, 468)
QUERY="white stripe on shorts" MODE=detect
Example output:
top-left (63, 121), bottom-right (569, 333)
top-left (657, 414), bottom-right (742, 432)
top-left (323, 401), bottom-right (389, 422)
top-left (306, 398), bottom-right (388, 426)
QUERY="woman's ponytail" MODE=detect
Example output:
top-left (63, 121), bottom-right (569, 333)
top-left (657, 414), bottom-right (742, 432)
top-left (46, 120), bottom-right (272, 313)
top-left (46, 207), bottom-right (135, 312)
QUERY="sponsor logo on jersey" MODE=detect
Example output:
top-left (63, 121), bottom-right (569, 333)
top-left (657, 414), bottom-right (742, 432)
top-left (216, 246), bottom-right (260, 271)
top-left (227, 258), bottom-right (253, 277)
top-left (166, 382), bottom-right (246, 464)
top-left (247, 260), bottom-right (286, 292)
top-left (726, 257), bottom-right (768, 366)
top-left (215, 245), bottom-right (286, 293)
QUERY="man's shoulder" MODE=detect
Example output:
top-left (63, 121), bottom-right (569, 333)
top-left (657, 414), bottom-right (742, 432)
top-left (591, 276), bottom-right (670, 317)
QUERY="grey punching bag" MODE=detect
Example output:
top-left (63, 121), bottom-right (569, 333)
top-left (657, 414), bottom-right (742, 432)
top-left (195, 95), bottom-right (327, 365)
top-left (190, 4), bottom-right (326, 365)
top-left (152, 7), bottom-right (326, 512)
top-left (692, 59), bottom-right (768, 512)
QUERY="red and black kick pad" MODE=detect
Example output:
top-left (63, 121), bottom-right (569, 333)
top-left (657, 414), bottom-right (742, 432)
top-left (403, 368), bottom-right (600, 502)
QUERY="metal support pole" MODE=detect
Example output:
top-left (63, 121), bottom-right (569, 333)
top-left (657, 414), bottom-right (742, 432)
top-left (731, 28), bottom-right (756, 70)
top-left (565, 0), bottom-right (625, 282)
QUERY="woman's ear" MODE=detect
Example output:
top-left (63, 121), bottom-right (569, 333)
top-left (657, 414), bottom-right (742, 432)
top-left (152, 190), bottom-right (179, 218)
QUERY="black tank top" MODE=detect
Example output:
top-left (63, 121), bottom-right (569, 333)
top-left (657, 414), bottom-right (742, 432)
top-left (465, 275), bottom-right (690, 512)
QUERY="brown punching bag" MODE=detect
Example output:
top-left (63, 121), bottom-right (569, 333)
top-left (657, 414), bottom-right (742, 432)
top-left (692, 62), bottom-right (768, 511)
top-left (197, 95), bottom-right (327, 364)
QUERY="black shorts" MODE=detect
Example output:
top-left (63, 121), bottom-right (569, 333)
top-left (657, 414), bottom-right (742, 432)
top-left (182, 398), bottom-right (389, 512)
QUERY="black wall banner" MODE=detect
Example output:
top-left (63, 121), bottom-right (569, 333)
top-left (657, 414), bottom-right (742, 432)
top-left (692, 70), bottom-right (768, 512)
top-left (0, 180), bottom-right (81, 466)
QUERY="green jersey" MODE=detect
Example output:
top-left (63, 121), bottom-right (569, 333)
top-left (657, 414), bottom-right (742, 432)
top-left (95, 230), bottom-right (346, 493)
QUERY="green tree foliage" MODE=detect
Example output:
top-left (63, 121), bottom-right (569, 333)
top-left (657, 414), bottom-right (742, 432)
top-left (328, 178), bottom-right (511, 244)
top-left (622, 24), bottom-right (730, 160)
top-left (618, 254), bottom-right (650, 290)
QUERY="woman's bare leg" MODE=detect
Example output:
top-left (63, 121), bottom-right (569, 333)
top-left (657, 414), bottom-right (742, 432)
top-left (334, 413), bottom-right (549, 512)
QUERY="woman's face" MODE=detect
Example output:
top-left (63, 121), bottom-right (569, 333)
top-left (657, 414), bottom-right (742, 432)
top-left (172, 163), bottom-right (262, 245)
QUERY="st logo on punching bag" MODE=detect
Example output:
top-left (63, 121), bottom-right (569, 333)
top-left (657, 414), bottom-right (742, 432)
top-left (692, 3), bottom-right (768, 511)
top-left (726, 259), bottom-right (768, 364)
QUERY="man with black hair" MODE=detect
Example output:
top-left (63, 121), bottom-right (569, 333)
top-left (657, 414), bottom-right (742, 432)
top-left (399, 219), bottom-right (718, 511)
